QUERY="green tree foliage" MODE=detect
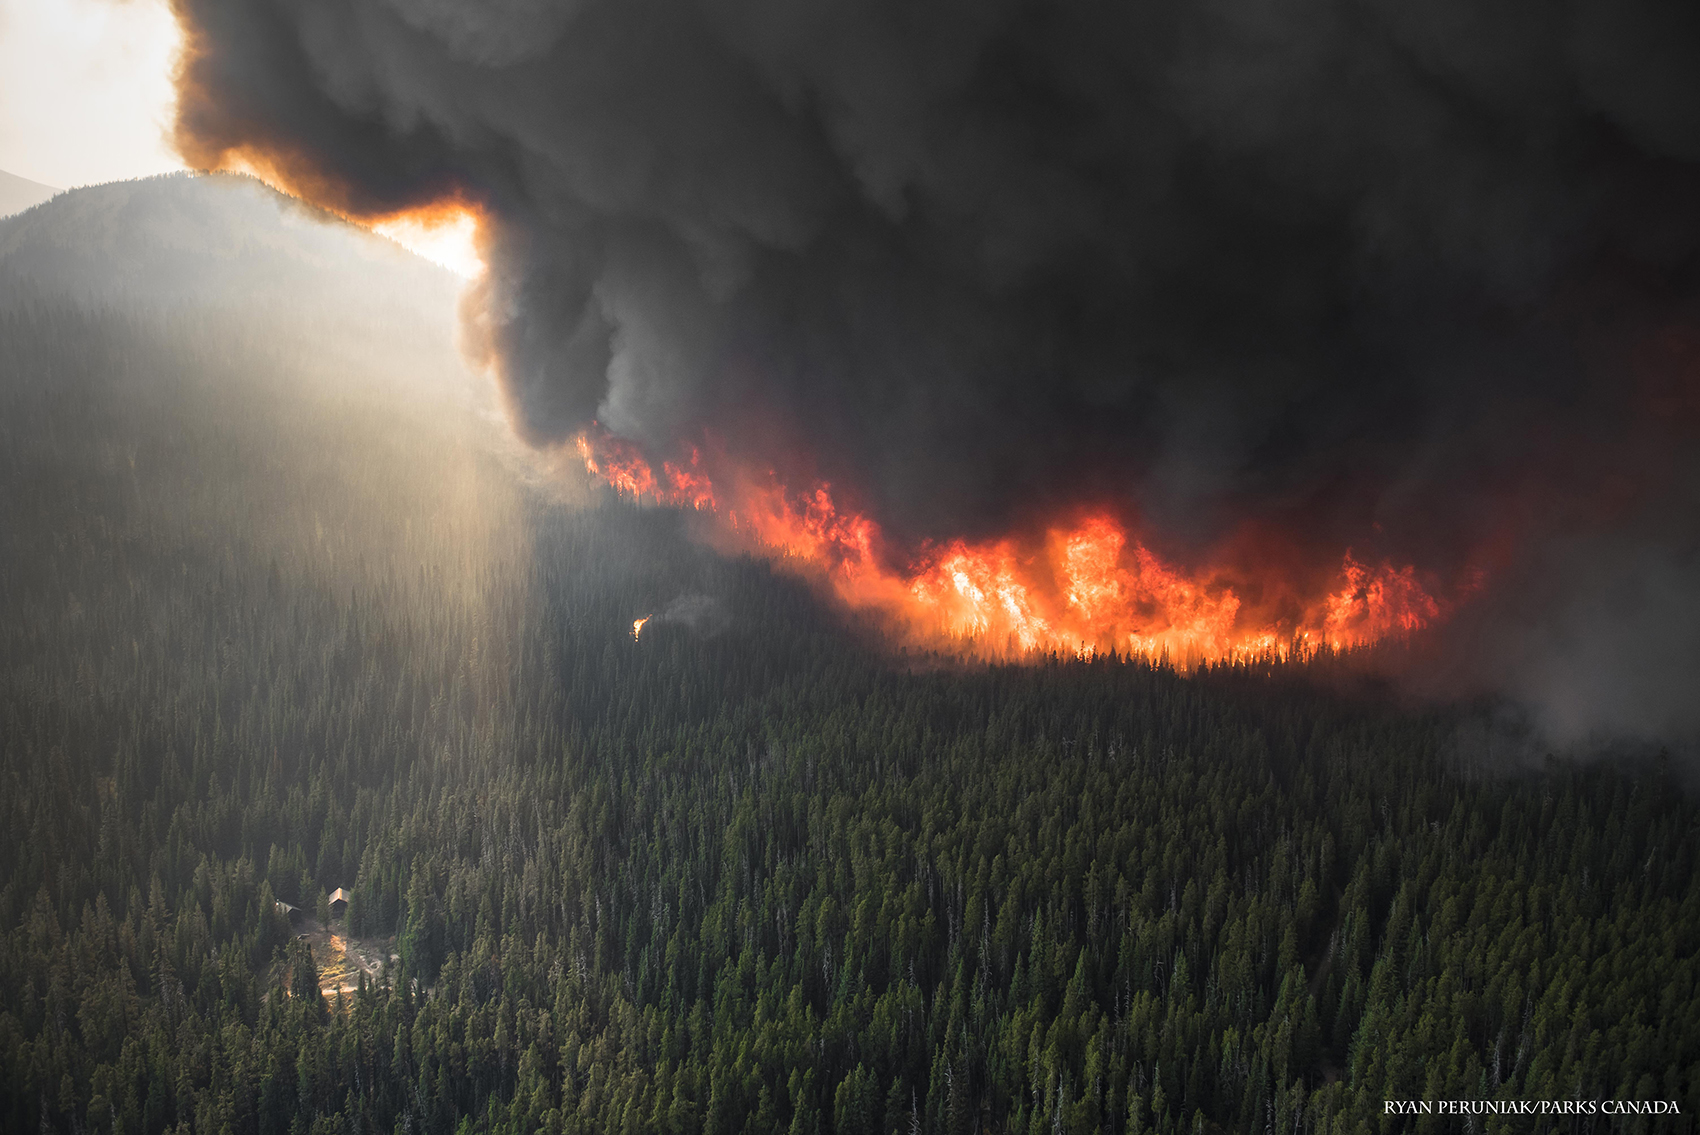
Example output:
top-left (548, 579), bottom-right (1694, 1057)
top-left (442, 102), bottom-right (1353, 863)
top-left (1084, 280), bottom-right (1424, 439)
top-left (1, 303), bottom-right (1697, 1135)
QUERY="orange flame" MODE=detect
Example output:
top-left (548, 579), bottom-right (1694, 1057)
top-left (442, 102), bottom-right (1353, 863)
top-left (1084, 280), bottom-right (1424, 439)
top-left (577, 428), bottom-right (1459, 662)
top-left (632, 616), bottom-right (652, 640)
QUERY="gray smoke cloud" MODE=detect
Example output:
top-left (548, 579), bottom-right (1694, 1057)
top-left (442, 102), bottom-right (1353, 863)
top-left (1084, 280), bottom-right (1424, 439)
top-left (170, 0), bottom-right (1700, 744)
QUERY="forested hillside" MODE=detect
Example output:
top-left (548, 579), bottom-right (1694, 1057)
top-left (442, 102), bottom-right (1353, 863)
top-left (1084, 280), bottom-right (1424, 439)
top-left (0, 172), bottom-right (455, 318)
top-left (1, 177), bottom-right (1697, 1135)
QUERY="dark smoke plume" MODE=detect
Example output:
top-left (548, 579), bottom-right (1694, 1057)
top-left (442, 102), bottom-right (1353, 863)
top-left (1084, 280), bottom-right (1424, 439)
top-left (170, 0), bottom-right (1700, 744)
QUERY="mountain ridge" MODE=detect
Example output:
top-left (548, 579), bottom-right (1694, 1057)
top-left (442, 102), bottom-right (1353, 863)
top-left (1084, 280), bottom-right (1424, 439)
top-left (0, 166), bottom-right (58, 218)
top-left (0, 171), bottom-right (456, 312)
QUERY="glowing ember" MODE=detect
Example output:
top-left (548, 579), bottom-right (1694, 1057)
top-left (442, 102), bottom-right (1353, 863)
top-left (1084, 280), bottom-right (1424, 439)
top-left (632, 616), bottom-right (652, 640)
top-left (578, 428), bottom-right (1457, 662)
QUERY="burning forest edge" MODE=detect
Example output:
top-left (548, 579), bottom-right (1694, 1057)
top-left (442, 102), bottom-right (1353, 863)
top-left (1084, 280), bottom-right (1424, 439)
top-left (577, 426), bottom-right (1462, 665)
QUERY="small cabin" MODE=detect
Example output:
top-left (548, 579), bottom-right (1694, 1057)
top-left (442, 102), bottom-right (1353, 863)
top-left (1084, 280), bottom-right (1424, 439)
top-left (327, 888), bottom-right (350, 919)
top-left (275, 900), bottom-right (304, 927)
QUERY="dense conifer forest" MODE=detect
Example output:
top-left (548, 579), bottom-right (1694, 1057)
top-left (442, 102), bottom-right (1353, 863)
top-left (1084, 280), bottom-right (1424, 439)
top-left (1, 178), bottom-right (1698, 1134)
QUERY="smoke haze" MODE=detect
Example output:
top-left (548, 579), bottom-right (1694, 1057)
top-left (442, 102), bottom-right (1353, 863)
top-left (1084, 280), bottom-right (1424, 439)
top-left (168, 0), bottom-right (1700, 744)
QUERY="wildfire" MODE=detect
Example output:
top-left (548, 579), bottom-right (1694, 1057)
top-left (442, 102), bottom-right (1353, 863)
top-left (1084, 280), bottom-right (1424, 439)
top-left (578, 428), bottom-right (1456, 662)
top-left (632, 616), bottom-right (652, 640)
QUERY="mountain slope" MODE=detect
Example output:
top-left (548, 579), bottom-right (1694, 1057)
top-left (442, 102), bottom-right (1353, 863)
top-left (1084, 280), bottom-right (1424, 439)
top-left (0, 171), bottom-right (501, 428)
top-left (0, 171), bottom-right (456, 317)
top-left (0, 167), bottom-right (56, 218)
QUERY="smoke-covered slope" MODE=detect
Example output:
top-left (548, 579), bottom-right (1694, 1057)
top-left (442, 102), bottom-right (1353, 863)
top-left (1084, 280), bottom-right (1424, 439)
top-left (0, 171), bottom-right (454, 318)
top-left (0, 168), bottom-right (56, 219)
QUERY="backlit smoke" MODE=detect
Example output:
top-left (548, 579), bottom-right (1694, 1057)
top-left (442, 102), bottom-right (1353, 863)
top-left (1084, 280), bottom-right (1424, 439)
top-left (169, 0), bottom-right (1700, 743)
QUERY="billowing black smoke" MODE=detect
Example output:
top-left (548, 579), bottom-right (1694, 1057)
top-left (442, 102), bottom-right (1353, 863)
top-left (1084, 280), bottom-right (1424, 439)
top-left (171, 0), bottom-right (1700, 746)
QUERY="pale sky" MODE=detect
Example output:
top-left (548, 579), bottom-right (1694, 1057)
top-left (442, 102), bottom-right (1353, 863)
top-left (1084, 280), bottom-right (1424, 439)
top-left (0, 0), bottom-right (185, 189)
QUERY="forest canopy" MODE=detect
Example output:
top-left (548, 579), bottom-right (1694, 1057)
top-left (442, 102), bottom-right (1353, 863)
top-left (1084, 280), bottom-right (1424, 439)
top-left (0, 175), bottom-right (1696, 1135)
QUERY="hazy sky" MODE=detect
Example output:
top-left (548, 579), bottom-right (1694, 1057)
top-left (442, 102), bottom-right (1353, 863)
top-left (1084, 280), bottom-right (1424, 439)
top-left (0, 0), bottom-right (183, 189)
